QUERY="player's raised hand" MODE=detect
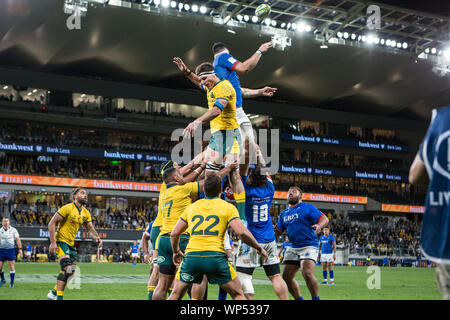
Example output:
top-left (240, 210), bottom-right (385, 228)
top-left (144, 253), bottom-right (152, 264)
top-left (258, 41), bottom-right (273, 53)
top-left (261, 87), bottom-right (277, 97)
top-left (173, 57), bottom-right (187, 72)
top-left (173, 249), bottom-right (184, 266)
top-left (183, 120), bottom-right (201, 138)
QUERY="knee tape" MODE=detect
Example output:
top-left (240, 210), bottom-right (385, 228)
top-left (237, 272), bottom-right (254, 295)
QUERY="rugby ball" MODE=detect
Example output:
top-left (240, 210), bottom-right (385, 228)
top-left (255, 3), bottom-right (271, 18)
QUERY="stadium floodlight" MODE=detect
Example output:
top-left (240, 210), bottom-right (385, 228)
top-left (444, 49), bottom-right (450, 60)
top-left (358, 35), bottom-right (362, 41)
top-left (184, 3), bottom-right (189, 10)
top-left (305, 24), bottom-right (311, 32)
top-left (337, 32), bottom-right (343, 38)
top-left (252, 16), bottom-right (258, 23)
top-left (244, 15), bottom-right (249, 22)
top-left (386, 39), bottom-right (391, 46)
top-left (374, 37), bottom-right (380, 44)
top-left (170, 1), bottom-right (176, 8)
top-left (153, 0), bottom-right (160, 6)
top-left (298, 22), bottom-right (306, 32)
top-left (199, 6), bottom-right (207, 14)
top-left (431, 48), bottom-right (437, 54)
top-left (236, 14), bottom-right (243, 21)
top-left (287, 22), bottom-right (291, 29)
top-left (191, 4), bottom-right (198, 12)
top-left (264, 18), bottom-right (271, 26)
top-left (351, 33), bottom-right (356, 40)
top-left (291, 23), bottom-right (297, 30)
top-left (402, 42), bottom-right (408, 49)
top-left (223, 15), bottom-right (232, 24)
top-left (27, 92), bottom-right (32, 96)
top-left (161, 0), bottom-right (169, 8)
top-left (366, 35), bottom-right (373, 43)
top-left (361, 35), bottom-right (367, 42)
top-left (425, 48), bottom-right (430, 54)
top-left (343, 32), bottom-right (349, 39)
top-left (32, 89), bottom-right (38, 93)
top-left (271, 20), bottom-right (277, 27)
top-left (281, 22), bottom-right (286, 28)
top-left (390, 40), bottom-right (397, 47)
top-left (2, 86), bottom-right (8, 90)
top-left (380, 38), bottom-right (385, 45)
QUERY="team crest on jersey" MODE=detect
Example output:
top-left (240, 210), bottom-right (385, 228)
top-left (228, 57), bottom-right (237, 65)
top-left (181, 273), bottom-right (194, 282)
top-left (157, 256), bottom-right (165, 264)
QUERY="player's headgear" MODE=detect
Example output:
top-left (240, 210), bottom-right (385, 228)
top-left (195, 62), bottom-right (215, 76)
top-left (160, 160), bottom-right (174, 175)
top-left (204, 173), bottom-right (222, 198)
top-left (212, 42), bottom-right (228, 55)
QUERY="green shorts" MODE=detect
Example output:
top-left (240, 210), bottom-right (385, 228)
top-left (176, 251), bottom-right (237, 285)
top-left (209, 129), bottom-right (241, 156)
top-left (149, 225), bottom-right (161, 250)
top-left (57, 241), bottom-right (77, 263)
top-left (157, 233), bottom-right (189, 275)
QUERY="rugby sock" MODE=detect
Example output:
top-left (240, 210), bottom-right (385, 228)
top-left (330, 270), bottom-right (334, 281)
top-left (323, 270), bottom-right (328, 281)
top-left (0, 271), bottom-right (4, 282)
top-left (147, 285), bottom-right (156, 300)
top-left (295, 296), bottom-right (304, 300)
top-left (233, 192), bottom-right (246, 221)
top-left (57, 291), bottom-right (64, 300)
top-left (10, 271), bottom-right (15, 286)
top-left (52, 285), bottom-right (58, 296)
top-left (312, 296), bottom-right (320, 300)
top-left (218, 287), bottom-right (228, 300)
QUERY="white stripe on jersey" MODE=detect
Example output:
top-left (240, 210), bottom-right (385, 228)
top-left (0, 226), bottom-right (19, 249)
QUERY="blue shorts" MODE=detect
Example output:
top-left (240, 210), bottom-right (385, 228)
top-left (0, 248), bottom-right (16, 262)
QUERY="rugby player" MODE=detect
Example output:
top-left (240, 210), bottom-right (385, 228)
top-left (319, 227), bottom-right (336, 285)
top-left (47, 188), bottom-right (102, 300)
top-left (168, 173), bottom-right (268, 300)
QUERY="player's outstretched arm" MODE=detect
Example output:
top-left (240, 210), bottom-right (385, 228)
top-left (312, 215), bottom-right (329, 235)
top-left (173, 57), bottom-right (202, 88)
top-left (408, 154), bottom-right (428, 185)
top-left (183, 106), bottom-right (222, 138)
top-left (233, 41), bottom-right (273, 74)
top-left (242, 87), bottom-right (277, 98)
top-left (48, 213), bottom-right (64, 255)
top-left (84, 221), bottom-right (103, 248)
top-left (141, 232), bottom-right (151, 264)
top-left (229, 218), bottom-right (268, 263)
top-left (170, 219), bottom-right (189, 266)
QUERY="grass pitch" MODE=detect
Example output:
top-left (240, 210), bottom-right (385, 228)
top-left (0, 262), bottom-right (441, 300)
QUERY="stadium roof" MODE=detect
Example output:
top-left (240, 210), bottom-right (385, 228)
top-left (0, 0), bottom-right (449, 122)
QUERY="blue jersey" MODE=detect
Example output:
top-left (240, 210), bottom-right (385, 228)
top-left (213, 53), bottom-right (243, 107)
top-left (26, 244), bottom-right (32, 252)
top-left (319, 235), bottom-right (336, 254)
top-left (419, 106), bottom-right (450, 263)
top-left (277, 203), bottom-right (324, 248)
top-left (145, 221), bottom-right (153, 235)
top-left (281, 241), bottom-right (293, 253)
top-left (243, 176), bottom-right (276, 243)
top-left (131, 245), bottom-right (139, 254)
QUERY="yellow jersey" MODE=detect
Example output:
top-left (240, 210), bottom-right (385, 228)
top-left (204, 80), bottom-right (239, 132)
top-left (159, 182), bottom-right (199, 235)
top-left (55, 202), bottom-right (92, 246)
top-left (152, 182), bottom-right (166, 228)
top-left (180, 197), bottom-right (239, 254)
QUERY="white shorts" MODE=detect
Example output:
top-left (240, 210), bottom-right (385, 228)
top-left (320, 253), bottom-right (334, 263)
top-left (131, 253), bottom-right (139, 258)
top-left (283, 246), bottom-right (319, 264)
top-left (25, 252), bottom-right (31, 257)
top-left (236, 240), bottom-right (279, 268)
top-left (236, 107), bottom-right (251, 126)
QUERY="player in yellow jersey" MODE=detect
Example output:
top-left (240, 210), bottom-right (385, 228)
top-left (173, 58), bottom-right (276, 224)
top-left (146, 159), bottom-right (205, 300)
top-left (46, 188), bottom-right (102, 300)
top-left (168, 173), bottom-right (268, 300)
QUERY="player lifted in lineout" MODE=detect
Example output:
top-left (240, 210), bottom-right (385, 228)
top-left (47, 188), bottom-right (102, 300)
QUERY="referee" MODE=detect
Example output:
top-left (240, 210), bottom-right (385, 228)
top-left (0, 216), bottom-right (23, 288)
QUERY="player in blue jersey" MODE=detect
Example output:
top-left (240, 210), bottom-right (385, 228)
top-left (25, 243), bottom-right (33, 262)
top-left (233, 148), bottom-right (289, 300)
top-left (129, 241), bottom-right (139, 267)
top-left (409, 105), bottom-right (450, 300)
top-left (212, 41), bottom-right (276, 167)
top-left (276, 186), bottom-right (329, 300)
top-left (319, 227), bottom-right (336, 285)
